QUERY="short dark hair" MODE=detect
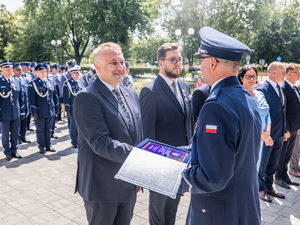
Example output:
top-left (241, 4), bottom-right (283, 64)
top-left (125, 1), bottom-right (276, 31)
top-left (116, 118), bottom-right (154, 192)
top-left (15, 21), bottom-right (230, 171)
top-left (157, 43), bottom-right (182, 61)
top-left (237, 65), bottom-right (258, 85)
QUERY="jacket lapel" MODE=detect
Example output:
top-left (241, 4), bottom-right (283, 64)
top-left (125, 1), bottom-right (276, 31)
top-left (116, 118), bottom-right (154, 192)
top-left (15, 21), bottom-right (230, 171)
top-left (95, 78), bottom-right (134, 140)
top-left (266, 81), bottom-right (282, 106)
top-left (178, 81), bottom-right (189, 115)
top-left (285, 81), bottom-right (300, 104)
top-left (157, 75), bottom-right (184, 114)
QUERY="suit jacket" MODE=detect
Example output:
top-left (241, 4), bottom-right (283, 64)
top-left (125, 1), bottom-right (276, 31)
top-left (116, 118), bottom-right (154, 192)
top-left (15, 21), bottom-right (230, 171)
top-left (192, 83), bottom-right (210, 122)
top-left (280, 81), bottom-right (300, 132)
top-left (0, 75), bottom-right (25, 120)
top-left (257, 80), bottom-right (287, 140)
top-left (28, 77), bottom-right (59, 118)
top-left (139, 74), bottom-right (193, 147)
top-left (73, 76), bottom-right (143, 202)
top-left (63, 77), bottom-right (86, 114)
top-left (183, 76), bottom-right (262, 225)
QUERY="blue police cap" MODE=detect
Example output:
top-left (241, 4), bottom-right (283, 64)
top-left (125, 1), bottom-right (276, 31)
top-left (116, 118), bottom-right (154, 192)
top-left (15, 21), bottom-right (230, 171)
top-left (20, 62), bottom-right (31, 67)
top-left (0, 59), bottom-right (14, 68)
top-left (35, 63), bottom-right (47, 71)
top-left (69, 65), bottom-right (81, 74)
top-left (60, 66), bottom-right (66, 70)
top-left (30, 62), bottom-right (38, 67)
top-left (125, 61), bottom-right (130, 67)
top-left (51, 63), bottom-right (59, 69)
top-left (67, 61), bottom-right (76, 67)
top-left (90, 65), bottom-right (96, 74)
top-left (13, 63), bottom-right (22, 70)
top-left (194, 27), bottom-right (251, 61)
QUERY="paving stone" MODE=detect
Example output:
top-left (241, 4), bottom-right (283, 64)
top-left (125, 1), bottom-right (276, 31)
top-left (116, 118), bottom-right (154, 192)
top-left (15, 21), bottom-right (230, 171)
top-left (261, 210), bottom-right (279, 224)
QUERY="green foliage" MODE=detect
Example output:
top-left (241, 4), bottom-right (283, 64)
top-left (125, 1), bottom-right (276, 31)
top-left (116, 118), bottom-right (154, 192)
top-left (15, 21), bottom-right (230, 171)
top-left (151, 67), bottom-right (159, 75)
top-left (131, 68), bottom-right (145, 76)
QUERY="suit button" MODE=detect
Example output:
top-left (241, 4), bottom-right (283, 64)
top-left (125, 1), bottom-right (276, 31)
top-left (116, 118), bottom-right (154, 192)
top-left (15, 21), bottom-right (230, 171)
top-left (12, 103), bottom-right (14, 105)
top-left (202, 208), bottom-right (206, 213)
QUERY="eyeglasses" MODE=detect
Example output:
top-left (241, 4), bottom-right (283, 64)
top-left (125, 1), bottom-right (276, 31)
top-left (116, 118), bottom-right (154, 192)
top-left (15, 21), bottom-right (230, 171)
top-left (196, 56), bottom-right (220, 65)
top-left (244, 74), bottom-right (257, 80)
top-left (291, 72), bottom-right (300, 75)
top-left (160, 58), bottom-right (182, 65)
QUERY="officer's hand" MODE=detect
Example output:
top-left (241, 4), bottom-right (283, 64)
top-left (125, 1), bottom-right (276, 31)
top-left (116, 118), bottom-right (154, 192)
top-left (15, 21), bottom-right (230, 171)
top-left (21, 115), bottom-right (26, 120)
top-left (67, 112), bottom-right (71, 119)
top-left (32, 114), bottom-right (39, 120)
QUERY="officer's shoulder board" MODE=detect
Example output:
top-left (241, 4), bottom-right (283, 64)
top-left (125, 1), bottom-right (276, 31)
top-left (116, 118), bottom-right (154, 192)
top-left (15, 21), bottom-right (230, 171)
top-left (205, 88), bottom-right (220, 102)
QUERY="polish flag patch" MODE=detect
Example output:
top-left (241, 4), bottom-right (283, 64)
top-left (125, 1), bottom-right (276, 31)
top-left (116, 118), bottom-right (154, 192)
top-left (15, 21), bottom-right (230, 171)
top-left (206, 125), bottom-right (217, 133)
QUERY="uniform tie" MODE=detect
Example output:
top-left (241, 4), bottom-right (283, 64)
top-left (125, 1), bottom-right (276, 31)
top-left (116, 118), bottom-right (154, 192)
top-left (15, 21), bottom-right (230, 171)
top-left (112, 89), bottom-right (134, 135)
top-left (277, 84), bottom-right (284, 106)
top-left (172, 81), bottom-right (184, 111)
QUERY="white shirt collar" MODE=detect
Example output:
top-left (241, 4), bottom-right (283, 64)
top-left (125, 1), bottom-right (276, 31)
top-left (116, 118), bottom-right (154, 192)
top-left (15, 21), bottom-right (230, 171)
top-left (210, 77), bottom-right (227, 93)
top-left (159, 73), bottom-right (177, 86)
top-left (100, 79), bottom-right (119, 92)
top-left (267, 78), bottom-right (278, 88)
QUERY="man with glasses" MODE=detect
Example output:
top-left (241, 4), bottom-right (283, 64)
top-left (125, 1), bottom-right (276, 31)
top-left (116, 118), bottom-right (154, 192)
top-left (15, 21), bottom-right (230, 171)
top-left (139, 43), bottom-right (193, 225)
top-left (181, 27), bottom-right (261, 225)
top-left (275, 63), bottom-right (300, 188)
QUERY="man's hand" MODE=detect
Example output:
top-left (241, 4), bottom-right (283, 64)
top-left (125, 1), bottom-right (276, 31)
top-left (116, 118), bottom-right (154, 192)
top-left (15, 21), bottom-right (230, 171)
top-left (67, 112), bottom-right (71, 119)
top-left (283, 132), bottom-right (289, 141)
top-left (21, 115), bottom-right (26, 120)
top-left (137, 186), bottom-right (142, 193)
top-left (287, 131), bottom-right (291, 139)
top-left (32, 114), bottom-right (39, 120)
top-left (297, 129), bottom-right (300, 135)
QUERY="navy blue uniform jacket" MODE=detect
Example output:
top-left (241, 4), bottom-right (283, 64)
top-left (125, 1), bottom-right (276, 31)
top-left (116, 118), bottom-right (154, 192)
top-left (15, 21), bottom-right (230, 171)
top-left (0, 75), bottom-right (25, 120)
top-left (28, 78), bottom-right (59, 118)
top-left (257, 81), bottom-right (286, 139)
top-left (183, 76), bottom-right (262, 225)
top-left (139, 75), bottom-right (193, 147)
top-left (63, 78), bottom-right (85, 114)
top-left (73, 77), bottom-right (143, 202)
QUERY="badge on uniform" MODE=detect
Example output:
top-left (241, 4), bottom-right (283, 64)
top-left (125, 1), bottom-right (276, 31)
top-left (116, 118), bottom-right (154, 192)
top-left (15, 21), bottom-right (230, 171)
top-left (206, 125), bottom-right (217, 133)
top-left (182, 89), bottom-right (188, 102)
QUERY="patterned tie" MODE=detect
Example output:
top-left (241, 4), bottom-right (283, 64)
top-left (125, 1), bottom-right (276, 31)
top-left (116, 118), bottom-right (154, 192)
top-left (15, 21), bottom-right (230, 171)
top-left (112, 89), bottom-right (134, 135)
top-left (172, 81), bottom-right (184, 111)
top-left (294, 86), bottom-right (300, 102)
top-left (277, 84), bottom-right (284, 106)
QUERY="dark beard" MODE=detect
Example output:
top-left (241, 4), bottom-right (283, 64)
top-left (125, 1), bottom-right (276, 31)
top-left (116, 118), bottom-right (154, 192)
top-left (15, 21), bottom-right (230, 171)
top-left (164, 68), bottom-right (181, 79)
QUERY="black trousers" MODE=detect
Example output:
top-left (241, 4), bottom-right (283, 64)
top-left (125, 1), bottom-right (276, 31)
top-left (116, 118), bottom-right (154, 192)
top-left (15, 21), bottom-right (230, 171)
top-left (276, 130), bottom-right (298, 180)
top-left (83, 194), bottom-right (136, 225)
top-left (149, 190), bottom-right (181, 225)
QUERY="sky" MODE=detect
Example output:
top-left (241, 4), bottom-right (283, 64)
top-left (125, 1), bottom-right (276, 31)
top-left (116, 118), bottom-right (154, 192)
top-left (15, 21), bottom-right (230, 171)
top-left (0, 0), bottom-right (24, 12)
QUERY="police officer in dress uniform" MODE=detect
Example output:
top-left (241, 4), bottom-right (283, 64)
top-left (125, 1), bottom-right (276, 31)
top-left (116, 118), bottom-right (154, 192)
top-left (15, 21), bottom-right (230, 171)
top-left (121, 61), bottom-right (134, 89)
top-left (0, 59), bottom-right (25, 161)
top-left (63, 65), bottom-right (86, 148)
top-left (29, 62), bottom-right (38, 81)
top-left (181, 27), bottom-right (262, 225)
top-left (82, 65), bottom-right (96, 87)
top-left (48, 63), bottom-right (61, 138)
top-left (50, 63), bottom-right (62, 121)
top-left (28, 63), bottom-right (59, 154)
top-left (13, 63), bottom-right (31, 144)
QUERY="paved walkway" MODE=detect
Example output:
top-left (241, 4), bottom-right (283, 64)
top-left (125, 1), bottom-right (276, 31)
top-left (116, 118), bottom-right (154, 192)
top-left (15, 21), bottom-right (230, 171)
top-left (0, 119), bottom-right (300, 224)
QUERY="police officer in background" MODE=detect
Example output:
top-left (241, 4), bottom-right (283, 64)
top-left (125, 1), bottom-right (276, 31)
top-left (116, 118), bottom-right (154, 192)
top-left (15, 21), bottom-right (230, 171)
top-left (121, 61), bottom-right (134, 89)
top-left (0, 59), bottom-right (25, 161)
top-left (28, 63), bottom-right (59, 154)
top-left (20, 62), bottom-right (31, 80)
top-left (83, 65), bottom-right (97, 87)
top-left (13, 63), bottom-right (31, 144)
top-left (63, 65), bottom-right (86, 148)
top-left (59, 65), bottom-right (66, 117)
top-left (50, 63), bottom-right (62, 121)
top-left (181, 27), bottom-right (262, 225)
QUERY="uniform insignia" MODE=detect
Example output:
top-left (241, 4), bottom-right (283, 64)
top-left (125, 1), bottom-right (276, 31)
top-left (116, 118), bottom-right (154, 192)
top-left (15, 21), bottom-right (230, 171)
top-left (126, 93), bottom-right (128, 96)
top-left (2, 91), bottom-right (5, 95)
top-left (206, 125), bottom-right (217, 134)
top-left (40, 92), bottom-right (43, 95)
top-left (206, 88), bottom-right (220, 102)
top-left (2, 78), bottom-right (4, 81)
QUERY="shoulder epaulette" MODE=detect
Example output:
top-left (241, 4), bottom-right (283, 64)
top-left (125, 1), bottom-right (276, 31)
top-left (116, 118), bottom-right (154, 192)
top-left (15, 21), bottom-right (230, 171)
top-left (205, 88), bottom-right (220, 102)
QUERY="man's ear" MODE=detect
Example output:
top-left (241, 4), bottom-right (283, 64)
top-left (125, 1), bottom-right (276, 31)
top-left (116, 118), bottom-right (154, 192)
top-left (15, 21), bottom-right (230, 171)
top-left (210, 57), bottom-right (218, 72)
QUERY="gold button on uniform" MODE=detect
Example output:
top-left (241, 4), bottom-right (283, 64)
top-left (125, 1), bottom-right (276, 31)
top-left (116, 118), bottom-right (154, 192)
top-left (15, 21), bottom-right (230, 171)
top-left (202, 209), bottom-right (206, 213)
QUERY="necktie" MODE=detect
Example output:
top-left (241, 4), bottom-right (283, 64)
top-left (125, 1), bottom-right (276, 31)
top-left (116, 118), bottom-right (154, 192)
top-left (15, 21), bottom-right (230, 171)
top-left (294, 86), bottom-right (300, 102)
top-left (172, 81), bottom-right (184, 110)
top-left (123, 76), bottom-right (130, 87)
top-left (277, 84), bottom-right (284, 106)
top-left (112, 89), bottom-right (134, 135)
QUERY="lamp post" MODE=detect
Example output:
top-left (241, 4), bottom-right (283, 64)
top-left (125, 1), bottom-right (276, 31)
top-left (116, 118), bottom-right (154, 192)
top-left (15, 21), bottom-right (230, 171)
top-left (51, 40), bottom-right (61, 64)
top-left (175, 28), bottom-right (195, 81)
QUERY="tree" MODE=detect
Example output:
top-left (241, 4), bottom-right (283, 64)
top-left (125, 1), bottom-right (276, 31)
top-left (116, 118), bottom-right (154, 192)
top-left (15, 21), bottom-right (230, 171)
top-left (0, 4), bottom-right (17, 61)
top-left (14, 0), bottom-right (162, 65)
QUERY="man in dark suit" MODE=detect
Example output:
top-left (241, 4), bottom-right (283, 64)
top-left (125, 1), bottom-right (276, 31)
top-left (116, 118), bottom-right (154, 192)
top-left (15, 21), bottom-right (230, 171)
top-left (275, 63), bottom-right (300, 188)
top-left (257, 62), bottom-right (289, 202)
top-left (192, 83), bottom-right (210, 122)
top-left (139, 43), bottom-right (193, 225)
top-left (73, 42), bottom-right (143, 225)
top-left (182, 27), bottom-right (262, 225)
